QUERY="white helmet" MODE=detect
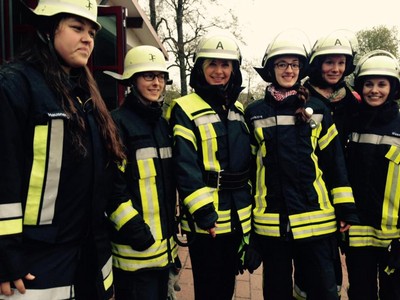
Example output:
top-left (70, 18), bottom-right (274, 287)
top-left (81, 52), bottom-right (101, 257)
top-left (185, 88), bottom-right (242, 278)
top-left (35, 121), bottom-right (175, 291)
top-left (255, 29), bottom-right (311, 82)
top-left (104, 45), bottom-right (168, 82)
top-left (309, 29), bottom-right (358, 76)
top-left (310, 29), bottom-right (358, 64)
top-left (31, 0), bottom-right (101, 29)
top-left (354, 50), bottom-right (400, 97)
top-left (355, 50), bottom-right (400, 79)
top-left (193, 34), bottom-right (242, 65)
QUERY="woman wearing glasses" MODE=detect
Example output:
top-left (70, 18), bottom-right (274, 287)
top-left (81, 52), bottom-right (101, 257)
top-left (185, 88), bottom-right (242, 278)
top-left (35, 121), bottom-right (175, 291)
top-left (104, 45), bottom-right (178, 300)
top-left (244, 29), bottom-right (359, 299)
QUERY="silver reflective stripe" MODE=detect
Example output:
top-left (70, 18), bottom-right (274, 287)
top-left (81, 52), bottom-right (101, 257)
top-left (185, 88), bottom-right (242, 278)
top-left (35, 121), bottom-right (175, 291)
top-left (227, 110), bottom-right (245, 123)
top-left (40, 119), bottom-right (64, 225)
top-left (0, 203), bottom-right (22, 219)
top-left (194, 114), bottom-right (220, 126)
top-left (136, 147), bottom-right (157, 160)
top-left (350, 133), bottom-right (400, 146)
top-left (159, 147), bottom-right (172, 159)
top-left (254, 115), bottom-right (296, 128)
top-left (1, 285), bottom-right (74, 299)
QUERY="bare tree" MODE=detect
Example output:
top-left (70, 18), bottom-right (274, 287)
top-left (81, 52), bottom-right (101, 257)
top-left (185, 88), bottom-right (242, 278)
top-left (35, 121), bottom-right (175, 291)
top-left (145, 0), bottom-right (240, 95)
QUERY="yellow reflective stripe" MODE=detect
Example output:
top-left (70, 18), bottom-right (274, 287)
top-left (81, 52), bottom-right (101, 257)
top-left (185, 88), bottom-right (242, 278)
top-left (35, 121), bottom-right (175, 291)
top-left (110, 199), bottom-right (139, 230)
top-left (183, 187), bottom-right (214, 214)
top-left (331, 186), bottom-right (355, 205)
top-left (173, 124), bottom-right (197, 150)
top-left (386, 145), bottom-right (400, 163)
top-left (0, 218), bottom-right (22, 235)
top-left (112, 237), bottom-right (176, 271)
top-left (254, 223), bottom-right (281, 237)
top-left (381, 155), bottom-right (400, 230)
top-left (289, 208), bottom-right (336, 227)
top-left (349, 225), bottom-right (400, 247)
top-left (102, 256), bottom-right (113, 291)
top-left (25, 120), bottom-right (64, 225)
top-left (253, 211), bottom-right (280, 236)
top-left (254, 137), bottom-right (267, 208)
top-left (25, 125), bottom-right (48, 225)
top-left (118, 159), bottom-right (127, 172)
top-left (237, 205), bottom-right (252, 223)
top-left (217, 209), bottom-right (230, 222)
top-left (311, 154), bottom-right (331, 210)
top-left (198, 122), bottom-right (220, 171)
top-left (289, 209), bottom-right (337, 239)
top-left (180, 218), bottom-right (233, 234)
top-left (291, 220), bottom-right (337, 239)
top-left (350, 133), bottom-right (400, 147)
top-left (140, 175), bottom-right (161, 239)
top-left (318, 124), bottom-right (338, 150)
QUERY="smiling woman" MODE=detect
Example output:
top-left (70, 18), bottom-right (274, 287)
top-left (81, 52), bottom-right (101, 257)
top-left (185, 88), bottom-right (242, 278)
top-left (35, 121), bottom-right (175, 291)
top-left (166, 33), bottom-right (253, 300)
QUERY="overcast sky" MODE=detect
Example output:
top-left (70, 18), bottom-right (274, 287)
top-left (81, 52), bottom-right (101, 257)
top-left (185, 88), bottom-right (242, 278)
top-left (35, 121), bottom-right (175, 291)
top-left (137, 0), bottom-right (400, 88)
top-left (216, 0), bottom-right (400, 66)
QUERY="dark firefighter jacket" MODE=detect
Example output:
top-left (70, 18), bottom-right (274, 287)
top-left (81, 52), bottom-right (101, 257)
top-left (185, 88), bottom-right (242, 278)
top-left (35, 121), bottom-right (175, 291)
top-left (110, 93), bottom-right (177, 272)
top-left (0, 62), bottom-right (132, 298)
top-left (346, 100), bottom-right (400, 248)
top-left (244, 91), bottom-right (359, 240)
top-left (166, 93), bottom-right (252, 235)
top-left (304, 80), bottom-right (360, 151)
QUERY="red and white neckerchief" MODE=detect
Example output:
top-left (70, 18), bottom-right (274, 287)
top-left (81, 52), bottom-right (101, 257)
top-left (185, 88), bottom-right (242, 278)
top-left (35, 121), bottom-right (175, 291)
top-left (268, 85), bottom-right (297, 101)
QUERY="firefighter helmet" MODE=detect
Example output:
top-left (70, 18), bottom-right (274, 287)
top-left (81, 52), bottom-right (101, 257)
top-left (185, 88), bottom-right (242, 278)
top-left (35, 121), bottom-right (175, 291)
top-left (104, 45), bottom-right (168, 83)
top-left (309, 29), bottom-right (358, 75)
top-left (193, 33), bottom-right (242, 65)
top-left (354, 50), bottom-right (400, 80)
top-left (31, 0), bottom-right (101, 29)
top-left (254, 29), bottom-right (310, 82)
top-left (354, 50), bottom-right (400, 97)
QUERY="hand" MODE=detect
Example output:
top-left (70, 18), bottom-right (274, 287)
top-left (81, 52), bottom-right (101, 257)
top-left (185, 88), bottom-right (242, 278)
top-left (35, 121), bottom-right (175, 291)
top-left (0, 273), bottom-right (35, 296)
top-left (339, 221), bottom-right (351, 233)
top-left (207, 223), bottom-right (217, 238)
top-left (243, 234), bottom-right (262, 274)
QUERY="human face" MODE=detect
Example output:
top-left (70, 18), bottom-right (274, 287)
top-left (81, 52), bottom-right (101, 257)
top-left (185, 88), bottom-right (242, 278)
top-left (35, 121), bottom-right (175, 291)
top-left (362, 77), bottom-right (390, 107)
top-left (203, 59), bottom-right (233, 85)
top-left (321, 55), bottom-right (346, 85)
top-left (136, 72), bottom-right (166, 102)
top-left (273, 56), bottom-right (300, 88)
top-left (53, 16), bottom-right (97, 73)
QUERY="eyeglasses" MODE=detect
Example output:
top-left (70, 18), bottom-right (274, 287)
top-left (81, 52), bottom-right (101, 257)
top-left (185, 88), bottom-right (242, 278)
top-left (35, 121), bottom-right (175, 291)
top-left (141, 72), bottom-right (166, 82)
top-left (274, 62), bottom-right (302, 70)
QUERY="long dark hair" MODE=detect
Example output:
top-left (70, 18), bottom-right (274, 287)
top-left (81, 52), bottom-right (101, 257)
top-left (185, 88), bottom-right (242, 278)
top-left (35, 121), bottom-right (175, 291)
top-left (17, 14), bottom-right (126, 162)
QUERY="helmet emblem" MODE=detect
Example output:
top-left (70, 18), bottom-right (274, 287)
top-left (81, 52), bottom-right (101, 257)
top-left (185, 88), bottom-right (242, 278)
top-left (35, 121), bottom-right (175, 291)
top-left (149, 54), bottom-right (156, 61)
top-left (86, 0), bottom-right (93, 11)
top-left (216, 41), bottom-right (224, 50)
top-left (334, 38), bottom-right (342, 46)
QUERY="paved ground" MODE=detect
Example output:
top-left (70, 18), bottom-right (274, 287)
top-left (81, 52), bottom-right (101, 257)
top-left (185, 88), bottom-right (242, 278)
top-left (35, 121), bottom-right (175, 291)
top-left (174, 235), bottom-right (349, 300)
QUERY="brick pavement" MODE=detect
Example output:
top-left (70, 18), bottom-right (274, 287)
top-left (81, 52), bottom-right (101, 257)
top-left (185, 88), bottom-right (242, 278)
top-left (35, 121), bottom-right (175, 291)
top-left (174, 235), bottom-right (349, 300)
